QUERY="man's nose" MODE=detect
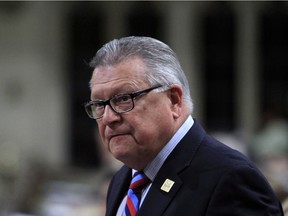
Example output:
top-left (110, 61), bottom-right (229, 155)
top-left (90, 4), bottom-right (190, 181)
top-left (102, 104), bottom-right (120, 125)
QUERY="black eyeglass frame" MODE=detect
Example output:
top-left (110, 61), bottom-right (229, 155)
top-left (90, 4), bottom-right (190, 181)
top-left (84, 85), bottom-right (163, 119)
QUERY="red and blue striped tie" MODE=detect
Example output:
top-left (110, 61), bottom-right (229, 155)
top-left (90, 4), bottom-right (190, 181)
top-left (124, 172), bottom-right (150, 216)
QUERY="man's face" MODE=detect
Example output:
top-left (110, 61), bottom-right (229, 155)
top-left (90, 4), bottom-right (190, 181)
top-left (90, 58), bottom-right (178, 170)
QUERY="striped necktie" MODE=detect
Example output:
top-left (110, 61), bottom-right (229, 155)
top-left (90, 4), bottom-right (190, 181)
top-left (124, 171), bottom-right (150, 216)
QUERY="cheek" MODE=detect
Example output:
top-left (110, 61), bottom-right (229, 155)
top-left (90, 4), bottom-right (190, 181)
top-left (97, 124), bottom-right (107, 144)
top-left (132, 111), bottom-right (172, 144)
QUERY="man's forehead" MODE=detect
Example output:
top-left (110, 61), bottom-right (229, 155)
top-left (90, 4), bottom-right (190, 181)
top-left (90, 79), bottom-right (145, 100)
top-left (92, 58), bottom-right (146, 81)
top-left (90, 71), bottom-right (146, 88)
top-left (90, 69), bottom-right (148, 99)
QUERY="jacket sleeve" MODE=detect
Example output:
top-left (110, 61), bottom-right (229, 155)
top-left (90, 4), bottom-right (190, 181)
top-left (206, 165), bottom-right (284, 216)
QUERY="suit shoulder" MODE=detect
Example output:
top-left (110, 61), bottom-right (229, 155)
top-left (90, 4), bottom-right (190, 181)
top-left (194, 135), bottom-right (257, 171)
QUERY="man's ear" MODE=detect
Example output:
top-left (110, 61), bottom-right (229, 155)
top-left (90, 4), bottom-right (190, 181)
top-left (168, 85), bottom-right (183, 119)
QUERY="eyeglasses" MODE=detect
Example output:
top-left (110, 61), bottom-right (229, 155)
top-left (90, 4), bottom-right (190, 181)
top-left (84, 85), bottom-right (163, 119)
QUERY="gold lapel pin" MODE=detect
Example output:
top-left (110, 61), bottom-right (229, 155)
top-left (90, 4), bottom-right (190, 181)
top-left (161, 179), bottom-right (175, 193)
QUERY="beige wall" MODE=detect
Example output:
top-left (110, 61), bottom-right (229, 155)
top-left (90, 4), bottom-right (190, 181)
top-left (0, 2), bottom-right (69, 169)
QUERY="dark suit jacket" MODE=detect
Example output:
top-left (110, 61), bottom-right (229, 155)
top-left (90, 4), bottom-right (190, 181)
top-left (106, 120), bottom-right (284, 215)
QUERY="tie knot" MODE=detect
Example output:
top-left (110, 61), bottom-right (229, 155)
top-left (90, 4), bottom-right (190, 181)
top-left (129, 171), bottom-right (150, 191)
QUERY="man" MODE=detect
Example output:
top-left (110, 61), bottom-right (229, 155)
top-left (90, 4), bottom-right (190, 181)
top-left (84, 36), bottom-right (283, 215)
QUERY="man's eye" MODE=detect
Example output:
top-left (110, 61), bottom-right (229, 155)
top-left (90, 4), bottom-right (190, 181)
top-left (94, 102), bottom-right (104, 107)
top-left (121, 95), bottom-right (130, 101)
top-left (114, 95), bottom-right (131, 103)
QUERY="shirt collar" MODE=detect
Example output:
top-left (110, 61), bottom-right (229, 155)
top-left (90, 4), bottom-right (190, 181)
top-left (132, 115), bottom-right (194, 180)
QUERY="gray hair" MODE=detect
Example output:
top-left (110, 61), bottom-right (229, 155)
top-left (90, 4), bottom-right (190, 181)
top-left (90, 36), bottom-right (193, 113)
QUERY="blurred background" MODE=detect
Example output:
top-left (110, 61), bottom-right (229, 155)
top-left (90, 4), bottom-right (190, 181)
top-left (0, 1), bottom-right (287, 215)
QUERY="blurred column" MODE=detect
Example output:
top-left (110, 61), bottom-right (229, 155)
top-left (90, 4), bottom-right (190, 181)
top-left (166, 2), bottom-right (205, 121)
top-left (234, 2), bottom-right (261, 138)
top-left (105, 2), bottom-right (127, 38)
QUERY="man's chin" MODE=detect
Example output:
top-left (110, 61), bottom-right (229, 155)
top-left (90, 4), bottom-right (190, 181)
top-left (109, 144), bottom-right (130, 160)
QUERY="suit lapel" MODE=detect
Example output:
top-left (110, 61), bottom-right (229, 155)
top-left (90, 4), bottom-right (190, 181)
top-left (138, 120), bottom-right (206, 215)
top-left (138, 174), bottom-right (183, 215)
top-left (106, 166), bottom-right (131, 216)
